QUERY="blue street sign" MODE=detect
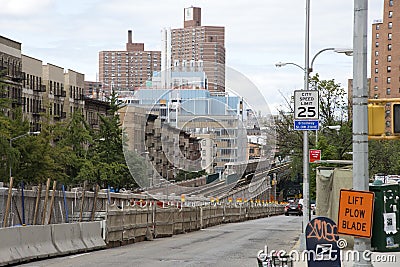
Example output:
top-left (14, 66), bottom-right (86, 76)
top-left (294, 120), bottom-right (319, 130)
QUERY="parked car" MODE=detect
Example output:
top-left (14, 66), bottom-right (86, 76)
top-left (285, 201), bottom-right (303, 216)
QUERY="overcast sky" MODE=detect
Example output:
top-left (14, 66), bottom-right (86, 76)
top-left (0, 0), bottom-right (383, 113)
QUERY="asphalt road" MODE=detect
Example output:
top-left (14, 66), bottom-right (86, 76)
top-left (20, 215), bottom-right (302, 267)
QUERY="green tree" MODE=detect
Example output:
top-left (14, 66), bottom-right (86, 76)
top-left (0, 70), bottom-right (11, 180)
top-left (369, 140), bottom-right (400, 177)
top-left (14, 114), bottom-right (65, 184)
top-left (54, 112), bottom-right (93, 185)
top-left (309, 74), bottom-right (348, 126)
top-left (0, 69), bottom-right (43, 183)
top-left (87, 91), bottom-right (134, 189)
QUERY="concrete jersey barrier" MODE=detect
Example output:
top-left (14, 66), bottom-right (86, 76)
top-left (79, 221), bottom-right (107, 250)
top-left (52, 223), bottom-right (87, 254)
top-left (18, 225), bottom-right (59, 260)
top-left (0, 222), bottom-right (106, 266)
top-left (0, 227), bottom-right (23, 266)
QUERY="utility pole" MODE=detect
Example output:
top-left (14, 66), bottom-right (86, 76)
top-left (301, 0), bottom-right (311, 250)
top-left (352, 1), bottom-right (371, 267)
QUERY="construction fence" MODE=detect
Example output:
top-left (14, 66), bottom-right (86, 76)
top-left (106, 202), bottom-right (285, 247)
top-left (0, 184), bottom-right (147, 228)
top-left (0, 183), bottom-right (285, 249)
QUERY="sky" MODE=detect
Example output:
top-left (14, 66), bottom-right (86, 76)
top-left (0, 0), bottom-right (384, 114)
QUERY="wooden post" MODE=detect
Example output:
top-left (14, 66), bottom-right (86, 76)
top-left (47, 180), bottom-right (57, 224)
top-left (91, 184), bottom-right (99, 221)
top-left (33, 183), bottom-right (42, 225)
top-left (41, 178), bottom-right (51, 225)
top-left (3, 177), bottom-right (14, 228)
top-left (79, 181), bottom-right (87, 222)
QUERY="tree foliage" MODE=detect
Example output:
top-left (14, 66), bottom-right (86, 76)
top-left (0, 88), bottom-right (138, 190)
top-left (369, 140), bottom-right (400, 176)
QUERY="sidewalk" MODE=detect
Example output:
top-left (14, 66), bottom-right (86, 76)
top-left (290, 239), bottom-right (400, 267)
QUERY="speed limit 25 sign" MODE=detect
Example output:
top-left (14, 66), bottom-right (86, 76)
top-left (294, 90), bottom-right (319, 120)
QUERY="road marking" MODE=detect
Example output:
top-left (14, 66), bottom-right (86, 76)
top-left (69, 253), bottom-right (90, 259)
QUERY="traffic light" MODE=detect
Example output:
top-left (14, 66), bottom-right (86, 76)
top-left (392, 103), bottom-right (400, 134)
top-left (368, 104), bottom-right (385, 136)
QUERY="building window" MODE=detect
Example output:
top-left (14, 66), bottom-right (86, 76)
top-left (387, 88), bottom-right (391, 95)
top-left (376, 33), bottom-right (380, 39)
top-left (375, 59), bottom-right (379, 65)
top-left (389, 11), bottom-right (393, 18)
top-left (388, 33), bottom-right (393, 40)
top-left (375, 68), bottom-right (379, 73)
top-left (375, 51), bottom-right (379, 56)
top-left (376, 42), bottom-right (379, 47)
top-left (388, 55), bottom-right (392, 62)
top-left (389, 22), bottom-right (393, 29)
top-left (376, 24), bottom-right (380, 30)
top-left (388, 44), bottom-right (392, 51)
top-left (387, 77), bottom-right (391, 84)
top-left (374, 94), bottom-right (379, 99)
top-left (374, 86), bottom-right (378, 91)
top-left (388, 66), bottom-right (392, 72)
top-left (390, 0), bottom-right (393, 7)
top-left (375, 77), bottom-right (378, 83)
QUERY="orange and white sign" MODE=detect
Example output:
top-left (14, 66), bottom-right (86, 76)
top-left (337, 189), bottom-right (374, 238)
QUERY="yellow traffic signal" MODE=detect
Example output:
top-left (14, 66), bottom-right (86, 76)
top-left (392, 103), bottom-right (400, 135)
top-left (368, 104), bottom-right (385, 136)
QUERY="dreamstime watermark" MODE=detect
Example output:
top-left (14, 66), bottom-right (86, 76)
top-left (257, 238), bottom-right (397, 263)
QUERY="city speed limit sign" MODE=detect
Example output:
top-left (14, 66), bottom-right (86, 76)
top-left (294, 90), bottom-right (319, 120)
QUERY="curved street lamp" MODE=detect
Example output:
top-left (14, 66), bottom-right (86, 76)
top-left (275, 62), bottom-right (305, 71)
top-left (275, 47), bottom-right (353, 73)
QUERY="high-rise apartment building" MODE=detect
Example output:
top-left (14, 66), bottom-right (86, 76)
top-left (162, 7), bottom-right (226, 93)
top-left (98, 31), bottom-right (161, 95)
top-left (370, 0), bottom-right (398, 131)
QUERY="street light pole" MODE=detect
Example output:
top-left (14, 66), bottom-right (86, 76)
top-left (302, 0), bottom-right (311, 247)
top-left (353, 1), bottom-right (371, 266)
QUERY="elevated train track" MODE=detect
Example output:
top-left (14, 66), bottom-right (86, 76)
top-left (185, 160), bottom-right (291, 200)
top-left (143, 159), bottom-right (291, 203)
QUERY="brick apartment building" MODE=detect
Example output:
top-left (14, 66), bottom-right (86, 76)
top-left (370, 0), bottom-right (398, 131)
top-left (98, 31), bottom-right (161, 95)
top-left (168, 6), bottom-right (226, 92)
